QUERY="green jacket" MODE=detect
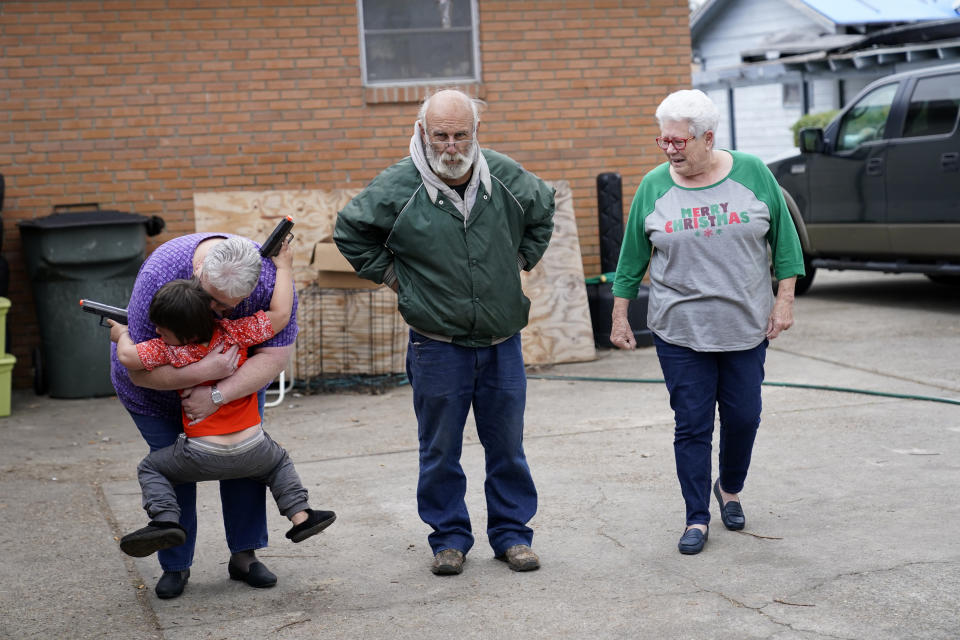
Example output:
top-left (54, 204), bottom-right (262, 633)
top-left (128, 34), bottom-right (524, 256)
top-left (334, 149), bottom-right (555, 347)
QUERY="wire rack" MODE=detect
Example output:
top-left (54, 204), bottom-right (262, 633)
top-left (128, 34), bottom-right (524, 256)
top-left (294, 284), bottom-right (407, 393)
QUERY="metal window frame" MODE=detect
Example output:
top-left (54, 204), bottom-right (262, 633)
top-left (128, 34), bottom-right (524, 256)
top-left (357, 0), bottom-right (482, 87)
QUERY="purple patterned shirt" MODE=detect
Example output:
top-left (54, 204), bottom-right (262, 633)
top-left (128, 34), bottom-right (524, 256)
top-left (110, 233), bottom-right (299, 418)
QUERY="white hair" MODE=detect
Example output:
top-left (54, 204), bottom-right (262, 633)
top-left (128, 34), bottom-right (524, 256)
top-left (201, 237), bottom-right (262, 298)
top-left (655, 89), bottom-right (720, 138)
top-left (417, 89), bottom-right (484, 135)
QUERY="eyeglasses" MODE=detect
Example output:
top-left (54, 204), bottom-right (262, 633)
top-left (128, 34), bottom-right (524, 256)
top-left (656, 135), bottom-right (696, 150)
top-left (427, 136), bottom-right (474, 150)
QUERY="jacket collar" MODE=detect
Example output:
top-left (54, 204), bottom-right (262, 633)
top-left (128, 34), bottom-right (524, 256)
top-left (409, 121), bottom-right (491, 213)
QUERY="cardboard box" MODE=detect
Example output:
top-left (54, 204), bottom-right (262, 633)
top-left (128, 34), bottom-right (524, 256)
top-left (312, 243), bottom-right (380, 290)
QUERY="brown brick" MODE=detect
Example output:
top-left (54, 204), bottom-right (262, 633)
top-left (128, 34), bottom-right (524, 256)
top-left (0, 0), bottom-right (690, 387)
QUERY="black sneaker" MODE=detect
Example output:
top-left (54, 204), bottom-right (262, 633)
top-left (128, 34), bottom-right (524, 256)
top-left (285, 509), bottom-right (337, 543)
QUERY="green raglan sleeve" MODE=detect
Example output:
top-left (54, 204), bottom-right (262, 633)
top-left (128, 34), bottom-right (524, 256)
top-left (743, 153), bottom-right (805, 280)
top-left (611, 180), bottom-right (655, 300)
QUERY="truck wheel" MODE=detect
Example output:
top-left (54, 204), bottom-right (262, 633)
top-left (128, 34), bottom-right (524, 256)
top-left (773, 253), bottom-right (816, 296)
top-left (794, 255), bottom-right (816, 296)
top-left (925, 274), bottom-right (960, 286)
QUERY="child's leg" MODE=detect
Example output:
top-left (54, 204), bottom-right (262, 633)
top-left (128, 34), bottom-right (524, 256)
top-left (260, 448), bottom-right (310, 519)
top-left (120, 435), bottom-right (231, 558)
top-left (138, 434), bottom-right (237, 520)
top-left (137, 436), bottom-right (192, 523)
top-left (253, 432), bottom-right (336, 543)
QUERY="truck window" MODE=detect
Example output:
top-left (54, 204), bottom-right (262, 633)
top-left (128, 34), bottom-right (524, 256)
top-left (902, 74), bottom-right (960, 138)
top-left (836, 82), bottom-right (899, 152)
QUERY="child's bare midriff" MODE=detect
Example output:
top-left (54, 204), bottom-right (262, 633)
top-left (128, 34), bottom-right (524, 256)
top-left (194, 424), bottom-right (261, 445)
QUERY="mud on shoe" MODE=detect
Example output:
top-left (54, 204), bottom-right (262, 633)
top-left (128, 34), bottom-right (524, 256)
top-left (431, 548), bottom-right (465, 575)
top-left (497, 544), bottom-right (540, 572)
top-left (119, 521), bottom-right (187, 558)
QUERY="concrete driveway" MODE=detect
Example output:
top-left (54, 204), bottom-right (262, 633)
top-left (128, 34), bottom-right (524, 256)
top-left (1, 270), bottom-right (958, 639)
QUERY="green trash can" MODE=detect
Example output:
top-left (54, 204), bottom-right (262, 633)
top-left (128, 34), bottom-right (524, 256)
top-left (18, 206), bottom-right (164, 398)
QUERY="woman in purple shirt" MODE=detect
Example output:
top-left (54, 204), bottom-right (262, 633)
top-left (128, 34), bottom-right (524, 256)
top-left (111, 233), bottom-right (297, 598)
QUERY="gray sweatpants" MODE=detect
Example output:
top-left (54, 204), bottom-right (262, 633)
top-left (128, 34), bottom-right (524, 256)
top-left (138, 429), bottom-right (310, 524)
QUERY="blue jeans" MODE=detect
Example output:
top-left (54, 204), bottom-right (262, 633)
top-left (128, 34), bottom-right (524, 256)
top-left (406, 331), bottom-right (537, 556)
top-left (127, 389), bottom-right (268, 572)
top-left (654, 335), bottom-right (767, 527)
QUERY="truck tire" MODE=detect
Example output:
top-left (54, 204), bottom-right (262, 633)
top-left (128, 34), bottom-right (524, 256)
top-left (794, 254), bottom-right (816, 295)
top-left (925, 274), bottom-right (960, 286)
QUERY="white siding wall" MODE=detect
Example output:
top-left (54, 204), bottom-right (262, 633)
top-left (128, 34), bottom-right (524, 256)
top-left (842, 75), bottom-right (877, 104)
top-left (707, 87), bottom-right (733, 149)
top-left (732, 84), bottom-right (803, 160)
top-left (695, 0), bottom-right (824, 71)
top-left (810, 78), bottom-right (839, 112)
top-left (694, 0), bottom-right (830, 160)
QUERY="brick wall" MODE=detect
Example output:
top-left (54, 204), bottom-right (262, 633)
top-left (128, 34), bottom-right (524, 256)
top-left (0, 0), bottom-right (691, 389)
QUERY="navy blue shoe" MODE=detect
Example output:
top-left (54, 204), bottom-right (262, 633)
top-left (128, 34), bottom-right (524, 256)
top-left (678, 527), bottom-right (708, 555)
top-left (155, 569), bottom-right (189, 599)
top-left (228, 561), bottom-right (277, 588)
top-left (714, 479), bottom-right (746, 530)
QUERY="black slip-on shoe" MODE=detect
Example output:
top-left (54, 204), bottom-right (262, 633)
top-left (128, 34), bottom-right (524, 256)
top-left (120, 522), bottom-right (187, 558)
top-left (285, 509), bottom-right (337, 543)
top-left (155, 569), bottom-right (189, 599)
top-left (714, 478), bottom-right (746, 530)
top-left (678, 527), bottom-right (708, 555)
top-left (228, 561), bottom-right (277, 588)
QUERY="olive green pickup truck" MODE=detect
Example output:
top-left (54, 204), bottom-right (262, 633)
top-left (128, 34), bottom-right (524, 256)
top-left (767, 62), bottom-right (960, 294)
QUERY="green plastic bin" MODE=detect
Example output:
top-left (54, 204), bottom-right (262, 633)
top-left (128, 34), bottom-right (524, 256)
top-left (0, 296), bottom-right (9, 354)
top-left (18, 207), bottom-right (163, 398)
top-left (0, 353), bottom-right (14, 416)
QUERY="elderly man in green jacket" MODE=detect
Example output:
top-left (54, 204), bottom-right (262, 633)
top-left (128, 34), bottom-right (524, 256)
top-left (335, 89), bottom-right (555, 576)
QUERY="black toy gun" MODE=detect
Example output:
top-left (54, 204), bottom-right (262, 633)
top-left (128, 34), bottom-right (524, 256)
top-left (260, 216), bottom-right (295, 258)
top-left (80, 299), bottom-right (128, 326)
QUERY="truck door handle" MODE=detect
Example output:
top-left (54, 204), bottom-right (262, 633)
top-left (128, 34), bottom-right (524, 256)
top-left (866, 157), bottom-right (884, 176)
top-left (942, 152), bottom-right (959, 172)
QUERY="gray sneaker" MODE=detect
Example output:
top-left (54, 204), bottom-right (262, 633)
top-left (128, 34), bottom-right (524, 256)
top-left (431, 548), bottom-right (464, 575)
top-left (497, 544), bottom-right (540, 572)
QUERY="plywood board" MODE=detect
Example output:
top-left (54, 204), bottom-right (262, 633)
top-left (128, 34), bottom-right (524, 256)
top-left (193, 182), bottom-right (596, 376)
top-left (193, 189), bottom-right (368, 292)
top-left (520, 180), bottom-right (596, 365)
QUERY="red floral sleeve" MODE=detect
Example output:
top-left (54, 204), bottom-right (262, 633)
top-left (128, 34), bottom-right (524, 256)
top-left (136, 337), bottom-right (211, 370)
top-left (135, 338), bottom-right (174, 371)
top-left (217, 311), bottom-right (275, 348)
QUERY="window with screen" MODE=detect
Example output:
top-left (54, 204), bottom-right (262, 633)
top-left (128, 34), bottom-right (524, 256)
top-left (902, 74), bottom-right (960, 139)
top-left (359, 0), bottom-right (480, 86)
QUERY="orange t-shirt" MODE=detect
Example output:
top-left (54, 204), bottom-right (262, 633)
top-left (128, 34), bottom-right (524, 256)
top-left (135, 311), bottom-right (274, 436)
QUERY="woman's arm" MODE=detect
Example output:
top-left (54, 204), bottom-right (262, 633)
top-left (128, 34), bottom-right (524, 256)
top-left (179, 344), bottom-right (291, 422)
top-left (265, 241), bottom-right (294, 334)
top-left (766, 276), bottom-right (796, 340)
top-left (127, 345), bottom-right (240, 390)
top-left (610, 297), bottom-right (637, 350)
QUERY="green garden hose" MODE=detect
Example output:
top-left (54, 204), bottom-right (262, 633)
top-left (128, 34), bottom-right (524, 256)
top-left (525, 374), bottom-right (960, 406)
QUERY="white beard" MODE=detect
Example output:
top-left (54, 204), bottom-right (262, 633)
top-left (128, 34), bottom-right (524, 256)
top-left (425, 140), bottom-right (474, 181)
